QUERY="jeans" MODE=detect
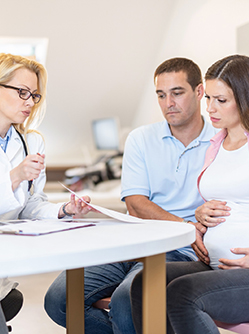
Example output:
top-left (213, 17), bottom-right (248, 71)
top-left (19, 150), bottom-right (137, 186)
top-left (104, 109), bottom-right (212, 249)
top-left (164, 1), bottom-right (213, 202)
top-left (0, 305), bottom-right (8, 334)
top-left (131, 261), bottom-right (249, 334)
top-left (44, 250), bottom-right (192, 334)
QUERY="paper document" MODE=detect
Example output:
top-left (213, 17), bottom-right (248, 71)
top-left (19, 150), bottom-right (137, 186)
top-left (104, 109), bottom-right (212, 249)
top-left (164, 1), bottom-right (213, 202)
top-left (0, 219), bottom-right (95, 236)
top-left (59, 182), bottom-right (143, 223)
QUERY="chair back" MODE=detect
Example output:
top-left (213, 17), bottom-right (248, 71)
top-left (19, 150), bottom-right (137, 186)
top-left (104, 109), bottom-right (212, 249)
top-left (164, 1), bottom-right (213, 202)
top-left (215, 320), bottom-right (249, 334)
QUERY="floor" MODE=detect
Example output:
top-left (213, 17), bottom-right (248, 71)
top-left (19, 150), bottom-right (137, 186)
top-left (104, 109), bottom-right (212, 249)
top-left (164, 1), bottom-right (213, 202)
top-left (9, 272), bottom-right (65, 334)
top-left (8, 272), bottom-right (235, 334)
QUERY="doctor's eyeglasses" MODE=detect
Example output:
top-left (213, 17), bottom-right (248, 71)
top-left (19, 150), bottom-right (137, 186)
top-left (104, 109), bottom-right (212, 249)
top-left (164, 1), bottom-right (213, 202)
top-left (0, 84), bottom-right (42, 104)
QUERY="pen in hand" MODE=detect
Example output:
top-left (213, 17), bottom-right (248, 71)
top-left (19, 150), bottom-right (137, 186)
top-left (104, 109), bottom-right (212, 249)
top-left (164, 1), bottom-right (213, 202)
top-left (29, 152), bottom-right (43, 193)
top-left (36, 152), bottom-right (42, 161)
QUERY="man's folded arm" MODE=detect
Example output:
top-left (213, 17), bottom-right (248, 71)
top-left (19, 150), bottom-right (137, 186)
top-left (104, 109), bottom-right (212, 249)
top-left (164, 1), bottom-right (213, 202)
top-left (125, 195), bottom-right (183, 222)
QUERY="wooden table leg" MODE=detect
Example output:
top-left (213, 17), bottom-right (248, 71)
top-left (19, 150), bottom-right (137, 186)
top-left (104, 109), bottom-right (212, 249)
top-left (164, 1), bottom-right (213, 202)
top-left (66, 268), bottom-right (85, 334)
top-left (142, 253), bottom-right (166, 334)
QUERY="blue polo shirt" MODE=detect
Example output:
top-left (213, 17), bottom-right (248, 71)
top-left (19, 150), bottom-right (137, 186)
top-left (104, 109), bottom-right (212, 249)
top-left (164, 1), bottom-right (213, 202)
top-left (121, 118), bottom-right (217, 260)
top-left (0, 127), bottom-right (12, 153)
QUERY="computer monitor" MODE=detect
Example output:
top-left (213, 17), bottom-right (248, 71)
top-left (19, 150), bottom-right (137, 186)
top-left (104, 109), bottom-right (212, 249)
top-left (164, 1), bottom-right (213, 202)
top-left (92, 117), bottom-right (120, 151)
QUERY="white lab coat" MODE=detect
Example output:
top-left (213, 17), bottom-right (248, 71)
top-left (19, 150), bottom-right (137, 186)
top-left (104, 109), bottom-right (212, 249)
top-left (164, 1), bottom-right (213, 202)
top-left (0, 126), bottom-right (62, 300)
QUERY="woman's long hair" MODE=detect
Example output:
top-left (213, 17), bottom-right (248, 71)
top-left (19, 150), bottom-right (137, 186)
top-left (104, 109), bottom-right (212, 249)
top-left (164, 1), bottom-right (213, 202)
top-left (205, 54), bottom-right (249, 132)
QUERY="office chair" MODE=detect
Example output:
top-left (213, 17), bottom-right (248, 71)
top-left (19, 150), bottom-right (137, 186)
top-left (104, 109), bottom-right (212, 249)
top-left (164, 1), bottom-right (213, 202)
top-left (65, 152), bottom-right (123, 189)
top-left (1, 289), bottom-right (23, 333)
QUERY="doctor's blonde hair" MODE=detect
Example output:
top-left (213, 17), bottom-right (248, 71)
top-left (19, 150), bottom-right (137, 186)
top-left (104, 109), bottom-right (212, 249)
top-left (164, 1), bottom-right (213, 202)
top-left (0, 53), bottom-right (47, 136)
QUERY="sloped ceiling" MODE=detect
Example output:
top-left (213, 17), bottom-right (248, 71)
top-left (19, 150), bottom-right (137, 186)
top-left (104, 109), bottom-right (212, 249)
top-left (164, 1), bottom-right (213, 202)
top-left (0, 0), bottom-right (175, 164)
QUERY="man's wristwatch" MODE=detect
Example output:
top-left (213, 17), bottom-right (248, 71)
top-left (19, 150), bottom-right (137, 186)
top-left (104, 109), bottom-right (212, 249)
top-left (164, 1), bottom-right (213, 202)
top-left (182, 219), bottom-right (192, 224)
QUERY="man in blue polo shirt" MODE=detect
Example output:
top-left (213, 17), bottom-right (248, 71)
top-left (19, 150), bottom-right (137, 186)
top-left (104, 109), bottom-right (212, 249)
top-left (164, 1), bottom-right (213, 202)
top-left (121, 61), bottom-right (214, 262)
top-left (109, 58), bottom-right (216, 333)
top-left (44, 58), bottom-right (216, 334)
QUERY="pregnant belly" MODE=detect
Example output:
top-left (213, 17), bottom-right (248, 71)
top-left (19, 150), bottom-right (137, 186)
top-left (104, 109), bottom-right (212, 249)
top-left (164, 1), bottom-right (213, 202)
top-left (204, 221), bottom-right (248, 270)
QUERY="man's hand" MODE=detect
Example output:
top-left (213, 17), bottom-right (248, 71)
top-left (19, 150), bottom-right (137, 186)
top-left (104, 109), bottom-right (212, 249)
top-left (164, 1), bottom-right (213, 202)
top-left (218, 248), bottom-right (249, 269)
top-left (190, 222), bottom-right (209, 264)
top-left (195, 200), bottom-right (231, 227)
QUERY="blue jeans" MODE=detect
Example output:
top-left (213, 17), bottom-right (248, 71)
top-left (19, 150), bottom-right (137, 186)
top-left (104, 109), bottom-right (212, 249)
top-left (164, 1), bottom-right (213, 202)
top-left (44, 250), bottom-right (192, 334)
top-left (131, 261), bottom-right (249, 334)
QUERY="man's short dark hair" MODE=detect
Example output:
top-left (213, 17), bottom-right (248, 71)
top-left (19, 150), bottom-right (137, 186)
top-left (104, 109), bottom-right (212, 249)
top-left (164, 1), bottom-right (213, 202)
top-left (154, 57), bottom-right (202, 91)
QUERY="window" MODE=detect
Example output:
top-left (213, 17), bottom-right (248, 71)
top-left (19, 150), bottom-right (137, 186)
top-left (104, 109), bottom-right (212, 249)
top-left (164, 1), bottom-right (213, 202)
top-left (0, 37), bottom-right (48, 65)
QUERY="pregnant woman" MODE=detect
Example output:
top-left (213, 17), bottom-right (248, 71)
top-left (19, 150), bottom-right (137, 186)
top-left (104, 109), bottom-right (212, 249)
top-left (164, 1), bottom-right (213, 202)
top-left (131, 54), bottom-right (249, 334)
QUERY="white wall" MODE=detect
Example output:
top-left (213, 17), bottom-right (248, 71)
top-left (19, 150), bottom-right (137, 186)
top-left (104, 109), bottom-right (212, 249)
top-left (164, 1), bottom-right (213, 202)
top-left (1, 0), bottom-right (249, 165)
top-left (133, 0), bottom-right (249, 128)
top-left (0, 0), bottom-right (174, 165)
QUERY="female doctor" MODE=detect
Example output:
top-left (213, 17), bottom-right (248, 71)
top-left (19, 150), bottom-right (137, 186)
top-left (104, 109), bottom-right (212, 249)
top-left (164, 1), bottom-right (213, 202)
top-left (0, 53), bottom-right (91, 332)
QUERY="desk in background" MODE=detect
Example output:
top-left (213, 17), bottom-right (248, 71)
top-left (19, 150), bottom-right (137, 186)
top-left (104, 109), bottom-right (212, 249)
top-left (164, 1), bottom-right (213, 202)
top-left (45, 179), bottom-right (127, 216)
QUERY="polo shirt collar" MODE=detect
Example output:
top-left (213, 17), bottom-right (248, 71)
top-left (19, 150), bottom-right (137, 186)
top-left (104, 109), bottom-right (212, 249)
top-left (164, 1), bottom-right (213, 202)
top-left (161, 116), bottom-right (215, 142)
top-left (161, 121), bottom-right (173, 139)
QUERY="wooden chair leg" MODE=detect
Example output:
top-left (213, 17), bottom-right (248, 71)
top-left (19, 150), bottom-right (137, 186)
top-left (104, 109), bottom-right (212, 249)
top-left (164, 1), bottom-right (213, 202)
top-left (66, 268), bottom-right (85, 334)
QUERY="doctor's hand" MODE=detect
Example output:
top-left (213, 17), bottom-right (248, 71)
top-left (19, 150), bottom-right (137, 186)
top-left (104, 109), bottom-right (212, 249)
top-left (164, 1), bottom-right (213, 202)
top-left (218, 248), bottom-right (249, 270)
top-left (190, 222), bottom-right (210, 265)
top-left (195, 200), bottom-right (231, 227)
top-left (58, 194), bottom-right (93, 218)
top-left (10, 154), bottom-right (45, 191)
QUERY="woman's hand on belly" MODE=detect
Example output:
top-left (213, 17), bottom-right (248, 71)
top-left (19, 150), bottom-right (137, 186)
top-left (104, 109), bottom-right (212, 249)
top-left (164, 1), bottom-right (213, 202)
top-left (218, 247), bottom-right (249, 269)
top-left (195, 200), bottom-right (231, 227)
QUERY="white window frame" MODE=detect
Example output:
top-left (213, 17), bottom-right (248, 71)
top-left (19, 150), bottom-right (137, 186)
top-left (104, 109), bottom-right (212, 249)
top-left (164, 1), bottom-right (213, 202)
top-left (0, 37), bottom-right (49, 65)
